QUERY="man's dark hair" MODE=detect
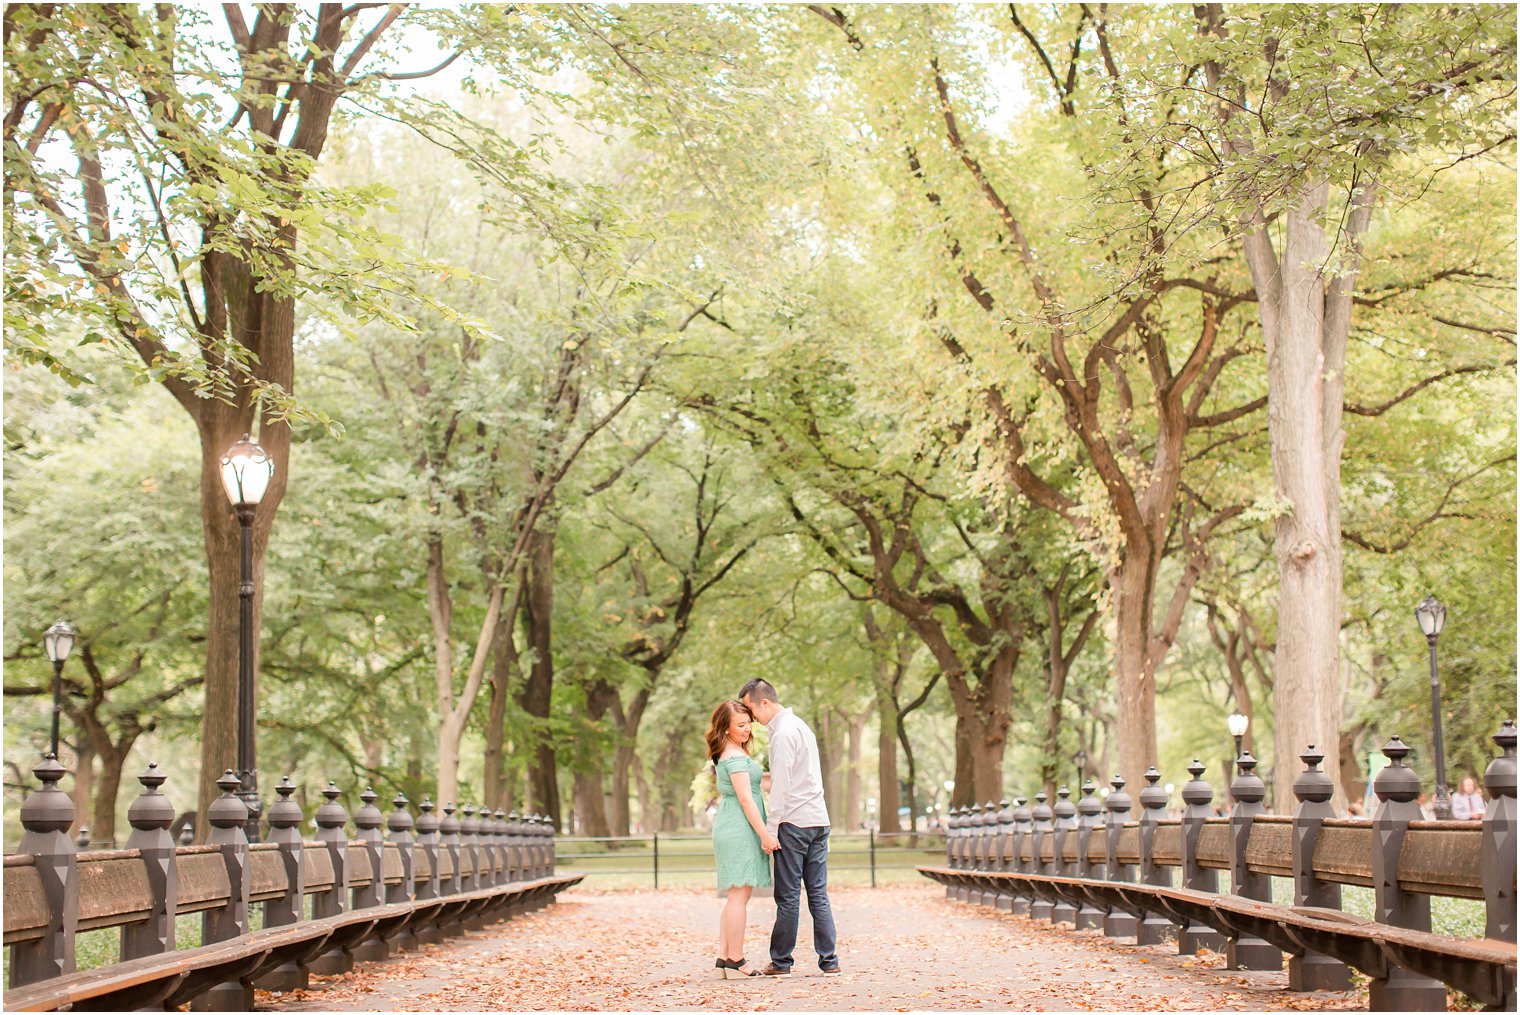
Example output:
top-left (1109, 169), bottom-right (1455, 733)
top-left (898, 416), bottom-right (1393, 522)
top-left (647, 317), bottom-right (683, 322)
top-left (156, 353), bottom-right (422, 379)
top-left (738, 678), bottom-right (779, 704)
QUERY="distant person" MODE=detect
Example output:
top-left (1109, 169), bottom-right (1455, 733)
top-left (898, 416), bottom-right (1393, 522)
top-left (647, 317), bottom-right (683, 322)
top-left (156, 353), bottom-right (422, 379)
top-left (706, 700), bottom-right (775, 978)
top-left (1417, 792), bottom-right (1436, 820)
top-left (739, 678), bottom-right (840, 976)
top-left (1451, 776), bottom-right (1486, 821)
top-left (1346, 799), bottom-right (1366, 818)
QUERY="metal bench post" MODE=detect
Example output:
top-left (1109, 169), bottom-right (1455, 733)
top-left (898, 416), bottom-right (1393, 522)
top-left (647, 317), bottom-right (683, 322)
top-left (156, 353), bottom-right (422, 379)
top-left (972, 801), bottom-right (994, 905)
top-left (1010, 795), bottom-right (1032, 916)
top-left (1030, 793), bottom-right (1055, 920)
top-left (256, 776), bottom-right (307, 992)
top-left (122, 763), bottom-right (177, 961)
top-left (492, 809), bottom-right (509, 888)
top-left (1137, 767), bottom-right (1176, 945)
top-left (992, 798), bottom-right (1014, 911)
top-left (461, 806), bottom-right (486, 929)
top-left (1226, 751), bottom-right (1280, 970)
top-left (387, 794), bottom-right (419, 952)
top-left (1369, 735), bottom-right (1447, 1010)
top-left (9, 754), bottom-right (78, 988)
top-left (1483, 720), bottom-right (1517, 945)
top-left (1289, 745), bottom-right (1351, 990)
top-left (441, 803), bottom-right (463, 895)
top-left (958, 804), bottom-right (980, 901)
top-left (505, 810), bottom-right (523, 883)
top-left (1103, 775), bottom-right (1138, 938)
top-left (413, 799), bottom-right (445, 945)
top-left (1051, 787), bottom-right (1078, 925)
top-left (306, 782), bottom-right (353, 976)
top-left (1075, 780), bottom-right (1106, 930)
top-left (193, 771), bottom-right (252, 1012)
top-left (348, 788), bottom-right (388, 961)
top-left (1179, 760), bottom-right (1225, 954)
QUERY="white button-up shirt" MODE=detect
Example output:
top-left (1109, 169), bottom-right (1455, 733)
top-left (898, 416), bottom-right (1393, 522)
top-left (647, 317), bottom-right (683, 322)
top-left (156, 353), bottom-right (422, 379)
top-left (764, 707), bottom-right (830, 836)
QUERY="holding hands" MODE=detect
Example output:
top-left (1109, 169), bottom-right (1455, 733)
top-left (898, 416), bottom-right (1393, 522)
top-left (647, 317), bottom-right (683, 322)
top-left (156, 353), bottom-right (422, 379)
top-left (761, 832), bottom-right (780, 854)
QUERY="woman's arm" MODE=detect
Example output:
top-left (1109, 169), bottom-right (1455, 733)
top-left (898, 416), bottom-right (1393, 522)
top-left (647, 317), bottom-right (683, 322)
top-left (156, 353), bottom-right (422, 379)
top-left (729, 767), bottom-right (779, 851)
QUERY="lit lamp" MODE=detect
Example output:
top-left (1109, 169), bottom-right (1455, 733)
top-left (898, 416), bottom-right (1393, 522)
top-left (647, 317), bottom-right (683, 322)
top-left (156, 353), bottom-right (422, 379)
top-left (43, 620), bottom-right (75, 758)
top-left (1227, 711), bottom-right (1250, 804)
top-left (220, 433), bottom-right (275, 841)
top-left (1415, 594), bottom-right (1451, 820)
top-left (1228, 712), bottom-right (1249, 759)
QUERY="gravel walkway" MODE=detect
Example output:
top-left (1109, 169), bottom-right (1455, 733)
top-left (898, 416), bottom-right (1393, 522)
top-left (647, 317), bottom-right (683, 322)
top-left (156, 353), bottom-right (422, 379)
top-left (259, 884), bottom-right (1369, 1011)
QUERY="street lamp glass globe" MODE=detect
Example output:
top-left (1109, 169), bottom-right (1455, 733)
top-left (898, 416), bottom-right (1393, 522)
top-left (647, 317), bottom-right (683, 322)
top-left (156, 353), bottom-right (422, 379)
top-left (1227, 712), bottom-right (1249, 738)
top-left (943, 779), bottom-right (955, 792)
top-left (1415, 595), bottom-right (1446, 637)
top-left (43, 619), bottom-right (75, 662)
top-left (1164, 782), bottom-right (1175, 796)
top-left (220, 434), bottom-right (275, 508)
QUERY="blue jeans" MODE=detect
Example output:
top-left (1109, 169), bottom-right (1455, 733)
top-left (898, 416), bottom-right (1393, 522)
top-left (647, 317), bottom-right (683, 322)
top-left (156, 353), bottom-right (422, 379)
top-left (769, 823), bottom-right (838, 970)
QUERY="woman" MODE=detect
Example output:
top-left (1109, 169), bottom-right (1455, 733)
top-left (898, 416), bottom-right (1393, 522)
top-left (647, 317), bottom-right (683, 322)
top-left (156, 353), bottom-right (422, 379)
top-left (707, 699), bottom-right (778, 979)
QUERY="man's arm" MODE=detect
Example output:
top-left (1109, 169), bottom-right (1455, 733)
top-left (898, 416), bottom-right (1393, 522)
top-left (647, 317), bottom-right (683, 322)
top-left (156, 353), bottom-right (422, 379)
top-left (765, 726), bottom-right (794, 838)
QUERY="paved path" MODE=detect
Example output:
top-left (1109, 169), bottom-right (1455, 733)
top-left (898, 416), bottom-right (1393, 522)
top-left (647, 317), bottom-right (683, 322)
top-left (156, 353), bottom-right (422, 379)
top-left (259, 885), bottom-right (1369, 1011)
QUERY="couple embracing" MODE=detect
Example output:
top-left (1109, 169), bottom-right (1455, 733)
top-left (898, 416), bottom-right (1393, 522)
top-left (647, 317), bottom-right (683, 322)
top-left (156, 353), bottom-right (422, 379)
top-left (706, 679), bottom-right (840, 979)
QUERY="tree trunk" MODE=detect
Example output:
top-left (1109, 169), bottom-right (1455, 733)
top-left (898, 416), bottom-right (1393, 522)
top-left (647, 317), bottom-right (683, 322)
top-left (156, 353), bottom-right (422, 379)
top-left (845, 712), bottom-right (865, 829)
top-left (71, 740), bottom-right (94, 843)
top-left (1110, 560), bottom-right (1160, 794)
top-left (815, 709), bottom-right (841, 820)
top-left (1254, 178), bottom-right (1363, 811)
top-left (633, 752), bottom-right (651, 834)
top-left (876, 703), bottom-right (901, 833)
top-left (484, 607), bottom-right (517, 811)
top-left (951, 712), bottom-right (974, 808)
top-left (573, 768), bottom-right (610, 837)
top-left (609, 687), bottom-right (652, 836)
top-left (92, 740), bottom-right (132, 847)
top-left (610, 743), bottom-right (636, 836)
top-left (517, 528), bottom-right (560, 827)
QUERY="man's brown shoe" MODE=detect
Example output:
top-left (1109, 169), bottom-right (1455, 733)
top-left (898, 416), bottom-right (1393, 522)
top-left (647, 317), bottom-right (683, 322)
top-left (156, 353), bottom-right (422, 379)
top-left (759, 963), bottom-right (792, 977)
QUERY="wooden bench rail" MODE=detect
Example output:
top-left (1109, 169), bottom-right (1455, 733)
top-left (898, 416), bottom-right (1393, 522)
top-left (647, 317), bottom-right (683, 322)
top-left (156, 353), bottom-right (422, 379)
top-left (4, 875), bottom-right (584, 1013)
top-left (919, 866), bottom-right (1517, 1011)
top-left (934, 724), bottom-right (1518, 1012)
top-left (4, 760), bottom-right (571, 1012)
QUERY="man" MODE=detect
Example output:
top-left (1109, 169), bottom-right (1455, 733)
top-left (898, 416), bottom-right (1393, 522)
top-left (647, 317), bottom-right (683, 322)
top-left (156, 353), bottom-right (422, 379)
top-left (738, 678), bottom-right (840, 976)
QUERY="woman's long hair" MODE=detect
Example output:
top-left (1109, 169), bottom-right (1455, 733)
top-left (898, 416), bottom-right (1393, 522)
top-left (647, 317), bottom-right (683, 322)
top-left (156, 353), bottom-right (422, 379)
top-left (705, 700), bottom-right (754, 764)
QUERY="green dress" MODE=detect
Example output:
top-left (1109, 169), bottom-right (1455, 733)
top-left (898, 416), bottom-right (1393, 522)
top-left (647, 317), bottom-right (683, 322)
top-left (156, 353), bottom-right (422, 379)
top-left (712, 754), bottom-right (772, 890)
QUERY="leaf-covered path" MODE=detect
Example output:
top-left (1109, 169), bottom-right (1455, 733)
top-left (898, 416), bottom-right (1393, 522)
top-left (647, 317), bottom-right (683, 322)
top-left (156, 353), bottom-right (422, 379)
top-left (259, 884), bottom-right (1367, 1011)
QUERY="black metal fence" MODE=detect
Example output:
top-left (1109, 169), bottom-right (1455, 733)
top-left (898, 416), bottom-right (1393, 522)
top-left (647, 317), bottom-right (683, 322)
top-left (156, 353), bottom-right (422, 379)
top-left (555, 829), bottom-right (947, 888)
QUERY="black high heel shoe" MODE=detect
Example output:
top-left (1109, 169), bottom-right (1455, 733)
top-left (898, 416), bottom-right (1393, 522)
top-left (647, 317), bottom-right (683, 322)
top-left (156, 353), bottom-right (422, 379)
top-left (718, 958), bottom-right (761, 979)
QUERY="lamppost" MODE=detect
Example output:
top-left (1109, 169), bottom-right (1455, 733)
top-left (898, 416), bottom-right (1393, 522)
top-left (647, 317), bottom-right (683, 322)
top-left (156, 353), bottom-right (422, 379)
top-left (1415, 594), bottom-right (1451, 820)
top-left (1227, 711), bottom-right (1249, 800)
top-left (1075, 748), bottom-right (1087, 790)
top-left (43, 620), bottom-right (76, 758)
top-left (220, 433), bottom-right (275, 841)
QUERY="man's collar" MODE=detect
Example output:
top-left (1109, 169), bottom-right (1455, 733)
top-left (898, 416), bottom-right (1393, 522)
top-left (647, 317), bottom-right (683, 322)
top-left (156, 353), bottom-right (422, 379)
top-left (770, 706), bottom-right (793, 726)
